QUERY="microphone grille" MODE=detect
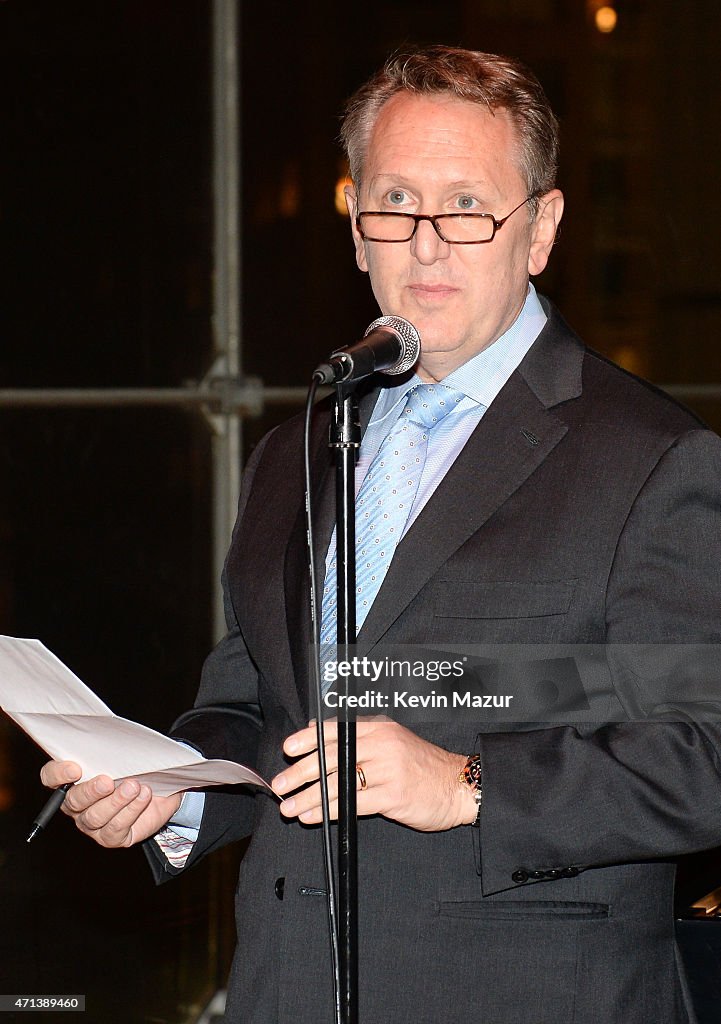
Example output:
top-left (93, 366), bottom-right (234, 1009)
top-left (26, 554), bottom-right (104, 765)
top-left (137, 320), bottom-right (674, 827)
top-left (364, 315), bottom-right (421, 376)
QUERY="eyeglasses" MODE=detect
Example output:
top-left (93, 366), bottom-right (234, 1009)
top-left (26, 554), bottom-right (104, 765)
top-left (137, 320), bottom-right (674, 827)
top-left (356, 196), bottom-right (536, 245)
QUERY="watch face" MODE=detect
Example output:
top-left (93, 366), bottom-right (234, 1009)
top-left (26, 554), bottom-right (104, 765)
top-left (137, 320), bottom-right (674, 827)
top-left (465, 757), bottom-right (482, 789)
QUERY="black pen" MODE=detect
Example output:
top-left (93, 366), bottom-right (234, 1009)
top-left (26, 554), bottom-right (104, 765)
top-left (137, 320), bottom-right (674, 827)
top-left (26, 782), bottom-right (73, 843)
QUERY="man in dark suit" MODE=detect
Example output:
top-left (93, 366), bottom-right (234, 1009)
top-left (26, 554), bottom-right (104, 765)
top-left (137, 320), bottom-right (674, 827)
top-left (42, 47), bottom-right (721, 1023)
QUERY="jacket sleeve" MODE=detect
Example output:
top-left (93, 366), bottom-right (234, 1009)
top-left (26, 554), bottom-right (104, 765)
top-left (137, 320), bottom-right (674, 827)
top-left (477, 428), bottom-right (721, 895)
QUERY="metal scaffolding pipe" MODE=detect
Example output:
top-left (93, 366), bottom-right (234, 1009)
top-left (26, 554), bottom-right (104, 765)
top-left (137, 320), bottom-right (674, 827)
top-left (0, 384), bottom-right (313, 412)
top-left (0, 383), bottom-right (715, 408)
top-left (211, 0), bottom-right (242, 641)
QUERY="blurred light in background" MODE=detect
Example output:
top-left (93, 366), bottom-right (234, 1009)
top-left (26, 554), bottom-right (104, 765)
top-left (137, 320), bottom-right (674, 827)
top-left (587, 0), bottom-right (618, 34)
top-left (335, 173), bottom-right (353, 216)
top-left (595, 5), bottom-right (618, 33)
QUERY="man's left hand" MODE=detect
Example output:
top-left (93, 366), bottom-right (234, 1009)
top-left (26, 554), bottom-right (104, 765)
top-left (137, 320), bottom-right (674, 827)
top-left (272, 719), bottom-right (478, 832)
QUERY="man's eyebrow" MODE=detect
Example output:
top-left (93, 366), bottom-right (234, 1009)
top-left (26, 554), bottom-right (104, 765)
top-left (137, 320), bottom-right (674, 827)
top-left (367, 173), bottom-right (497, 199)
top-left (369, 173), bottom-right (491, 189)
top-left (443, 179), bottom-right (494, 192)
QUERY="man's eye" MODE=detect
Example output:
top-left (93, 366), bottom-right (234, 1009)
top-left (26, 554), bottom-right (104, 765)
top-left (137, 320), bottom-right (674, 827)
top-left (387, 190), bottom-right (407, 205)
top-left (456, 195), bottom-right (478, 210)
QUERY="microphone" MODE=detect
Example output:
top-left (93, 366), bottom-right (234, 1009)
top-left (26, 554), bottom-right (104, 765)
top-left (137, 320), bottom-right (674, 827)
top-left (313, 315), bottom-right (420, 385)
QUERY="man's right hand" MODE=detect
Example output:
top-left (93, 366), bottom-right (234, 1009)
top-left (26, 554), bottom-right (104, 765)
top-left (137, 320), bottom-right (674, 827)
top-left (39, 761), bottom-right (183, 848)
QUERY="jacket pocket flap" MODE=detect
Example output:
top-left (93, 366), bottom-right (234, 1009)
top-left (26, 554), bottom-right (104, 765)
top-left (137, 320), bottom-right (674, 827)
top-left (437, 898), bottom-right (609, 920)
top-left (434, 580), bottom-right (577, 619)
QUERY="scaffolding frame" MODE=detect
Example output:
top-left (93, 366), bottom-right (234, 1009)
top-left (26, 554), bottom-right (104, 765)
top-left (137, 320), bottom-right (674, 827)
top-left (0, 1), bottom-right (310, 643)
top-left (0, 1), bottom-right (718, 636)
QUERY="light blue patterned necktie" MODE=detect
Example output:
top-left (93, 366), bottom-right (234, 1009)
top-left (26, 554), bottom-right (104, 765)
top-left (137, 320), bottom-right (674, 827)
top-left (320, 383), bottom-right (465, 668)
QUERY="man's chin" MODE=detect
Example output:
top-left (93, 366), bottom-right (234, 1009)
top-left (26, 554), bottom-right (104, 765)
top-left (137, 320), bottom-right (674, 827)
top-left (415, 332), bottom-right (473, 360)
top-left (416, 341), bottom-right (472, 380)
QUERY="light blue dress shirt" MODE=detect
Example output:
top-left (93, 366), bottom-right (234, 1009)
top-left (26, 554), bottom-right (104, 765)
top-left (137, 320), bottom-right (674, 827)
top-left (349, 284), bottom-right (547, 541)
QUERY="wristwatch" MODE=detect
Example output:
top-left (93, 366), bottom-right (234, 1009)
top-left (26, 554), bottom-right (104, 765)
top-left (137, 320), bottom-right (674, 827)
top-left (459, 754), bottom-right (482, 827)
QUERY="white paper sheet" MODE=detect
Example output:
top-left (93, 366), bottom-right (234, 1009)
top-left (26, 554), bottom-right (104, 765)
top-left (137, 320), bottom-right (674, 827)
top-left (0, 635), bottom-right (271, 798)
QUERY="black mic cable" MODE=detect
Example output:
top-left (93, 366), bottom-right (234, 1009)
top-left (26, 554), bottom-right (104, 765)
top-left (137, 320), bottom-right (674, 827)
top-left (304, 374), bottom-right (342, 1024)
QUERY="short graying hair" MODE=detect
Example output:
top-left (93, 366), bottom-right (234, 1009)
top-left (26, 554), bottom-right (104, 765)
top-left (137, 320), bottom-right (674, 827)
top-left (340, 46), bottom-right (559, 211)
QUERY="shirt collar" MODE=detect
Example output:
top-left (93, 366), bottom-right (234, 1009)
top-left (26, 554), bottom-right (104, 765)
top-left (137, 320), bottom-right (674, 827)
top-left (373, 283), bottom-right (547, 418)
top-left (443, 283), bottom-right (547, 406)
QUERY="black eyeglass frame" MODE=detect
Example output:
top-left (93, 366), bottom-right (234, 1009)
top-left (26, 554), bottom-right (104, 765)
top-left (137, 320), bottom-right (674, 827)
top-left (356, 195), bottom-right (538, 245)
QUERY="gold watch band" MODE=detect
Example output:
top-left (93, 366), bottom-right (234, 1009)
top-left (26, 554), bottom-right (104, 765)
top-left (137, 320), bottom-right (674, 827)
top-left (459, 754), bottom-right (482, 827)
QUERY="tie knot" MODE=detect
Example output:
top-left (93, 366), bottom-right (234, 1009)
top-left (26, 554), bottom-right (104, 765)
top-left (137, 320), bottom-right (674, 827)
top-left (402, 383), bottom-right (465, 429)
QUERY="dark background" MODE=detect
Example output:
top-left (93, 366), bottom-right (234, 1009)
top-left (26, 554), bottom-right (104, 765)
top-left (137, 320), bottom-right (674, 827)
top-left (1, 1), bottom-right (720, 1021)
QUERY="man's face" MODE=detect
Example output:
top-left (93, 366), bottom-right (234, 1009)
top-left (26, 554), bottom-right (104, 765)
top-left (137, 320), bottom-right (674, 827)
top-left (346, 92), bottom-right (563, 381)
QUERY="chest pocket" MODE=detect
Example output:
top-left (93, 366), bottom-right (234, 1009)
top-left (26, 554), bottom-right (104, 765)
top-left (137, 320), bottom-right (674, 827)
top-left (429, 579), bottom-right (577, 642)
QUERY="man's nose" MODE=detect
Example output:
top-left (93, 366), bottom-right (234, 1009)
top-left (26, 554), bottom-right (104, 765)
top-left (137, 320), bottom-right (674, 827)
top-left (410, 217), bottom-right (451, 265)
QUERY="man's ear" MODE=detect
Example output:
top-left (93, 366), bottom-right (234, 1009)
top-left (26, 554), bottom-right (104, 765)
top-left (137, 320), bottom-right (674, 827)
top-left (345, 185), bottom-right (368, 273)
top-left (528, 189), bottom-right (564, 277)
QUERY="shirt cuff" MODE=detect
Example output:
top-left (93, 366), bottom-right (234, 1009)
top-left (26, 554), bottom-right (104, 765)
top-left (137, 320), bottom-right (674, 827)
top-left (170, 789), bottom-right (205, 831)
top-left (153, 792), bottom-right (204, 869)
top-left (152, 743), bottom-right (206, 869)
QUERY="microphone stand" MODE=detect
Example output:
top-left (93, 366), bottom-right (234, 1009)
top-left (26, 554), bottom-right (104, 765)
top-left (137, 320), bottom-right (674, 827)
top-left (329, 381), bottom-right (360, 1024)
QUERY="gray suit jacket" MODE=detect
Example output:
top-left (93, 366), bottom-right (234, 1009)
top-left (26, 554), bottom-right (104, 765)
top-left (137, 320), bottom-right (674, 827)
top-left (150, 300), bottom-right (721, 1024)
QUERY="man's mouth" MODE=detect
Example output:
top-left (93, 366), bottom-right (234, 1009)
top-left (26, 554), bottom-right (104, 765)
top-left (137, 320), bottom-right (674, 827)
top-left (408, 283), bottom-right (459, 298)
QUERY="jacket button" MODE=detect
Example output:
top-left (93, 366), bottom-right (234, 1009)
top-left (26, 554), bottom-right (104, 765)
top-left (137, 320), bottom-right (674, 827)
top-left (274, 877), bottom-right (285, 900)
top-left (545, 869), bottom-right (561, 880)
top-left (529, 870), bottom-right (546, 880)
top-left (562, 866), bottom-right (579, 878)
top-left (511, 870), bottom-right (528, 884)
